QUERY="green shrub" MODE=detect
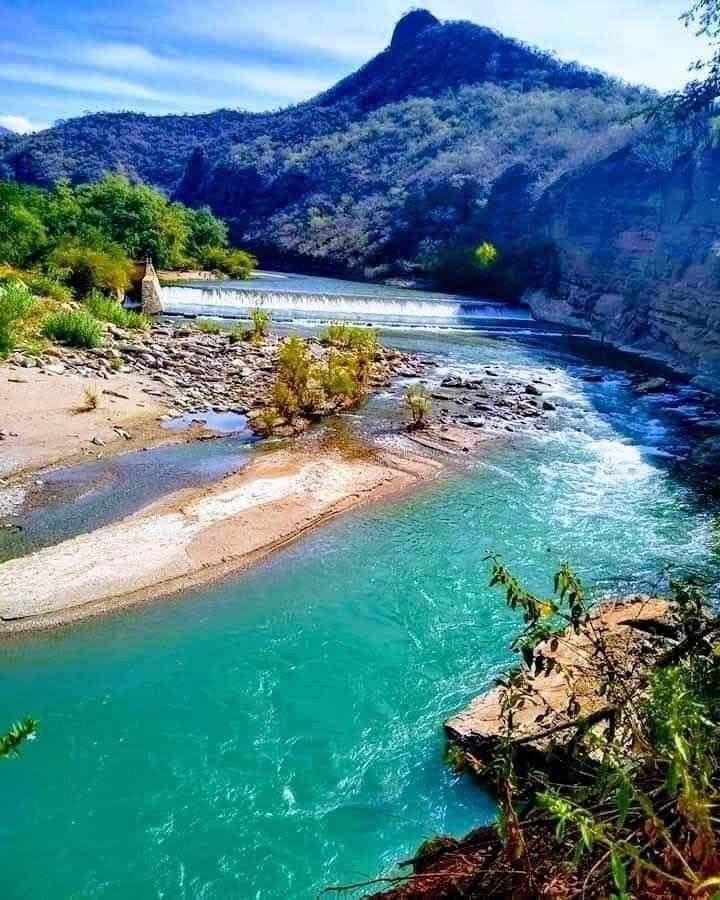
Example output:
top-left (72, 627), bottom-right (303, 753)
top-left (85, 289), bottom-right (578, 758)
top-left (197, 319), bottom-right (221, 334)
top-left (24, 273), bottom-right (72, 302)
top-left (277, 335), bottom-right (312, 398)
top-left (319, 323), bottom-right (378, 353)
top-left (201, 246), bottom-right (257, 279)
top-left (84, 290), bottom-right (150, 331)
top-left (254, 406), bottom-right (283, 435)
top-left (0, 281), bottom-right (35, 357)
top-left (250, 305), bottom-right (270, 338)
top-left (49, 242), bottom-right (133, 298)
top-left (42, 308), bottom-right (103, 348)
top-left (229, 307), bottom-right (271, 345)
top-left (80, 385), bottom-right (100, 411)
top-left (404, 385), bottom-right (431, 427)
top-left (322, 350), bottom-right (361, 401)
top-left (229, 322), bottom-right (248, 344)
top-left (271, 382), bottom-right (300, 420)
top-left (473, 241), bottom-right (498, 270)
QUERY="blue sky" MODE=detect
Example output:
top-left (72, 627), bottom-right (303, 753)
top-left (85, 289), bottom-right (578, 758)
top-left (0, 0), bottom-right (707, 133)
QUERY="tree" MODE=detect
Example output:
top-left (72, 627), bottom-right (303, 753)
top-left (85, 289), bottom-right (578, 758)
top-left (0, 183), bottom-right (47, 267)
top-left (651, 0), bottom-right (720, 120)
top-left (201, 246), bottom-right (256, 279)
top-left (49, 241), bottom-right (133, 298)
top-left (75, 174), bottom-right (190, 268)
top-left (185, 206), bottom-right (228, 261)
top-left (473, 241), bottom-right (498, 270)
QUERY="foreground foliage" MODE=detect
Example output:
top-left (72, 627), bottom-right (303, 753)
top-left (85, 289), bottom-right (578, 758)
top-left (0, 280), bottom-right (35, 356)
top-left (477, 564), bottom-right (720, 897)
top-left (651, 0), bottom-right (720, 121)
top-left (0, 718), bottom-right (37, 759)
top-left (42, 308), bottom-right (103, 349)
top-left (350, 566), bottom-right (720, 899)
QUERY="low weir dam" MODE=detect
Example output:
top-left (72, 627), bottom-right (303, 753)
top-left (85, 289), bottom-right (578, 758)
top-left (161, 278), bottom-right (539, 331)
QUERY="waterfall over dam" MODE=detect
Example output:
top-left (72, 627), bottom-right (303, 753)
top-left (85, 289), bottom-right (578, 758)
top-left (161, 281), bottom-right (536, 330)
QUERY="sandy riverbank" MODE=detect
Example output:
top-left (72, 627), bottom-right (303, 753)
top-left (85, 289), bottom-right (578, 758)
top-left (0, 445), bottom-right (441, 633)
top-left (0, 366), bottom-right (175, 482)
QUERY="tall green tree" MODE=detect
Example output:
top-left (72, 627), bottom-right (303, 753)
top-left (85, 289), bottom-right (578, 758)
top-left (186, 206), bottom-right (228, 260)
top-left (0, 182), bottom-right (47, 267)
top-left (76, 174), bottom-right (190, 268)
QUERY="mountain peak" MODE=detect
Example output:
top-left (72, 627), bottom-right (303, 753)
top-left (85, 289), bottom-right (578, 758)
top-left (390, 9), bottom-right (439, 49)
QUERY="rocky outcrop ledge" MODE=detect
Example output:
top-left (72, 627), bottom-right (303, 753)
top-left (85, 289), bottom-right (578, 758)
top-left (445, 597), bottom-right (676, 772)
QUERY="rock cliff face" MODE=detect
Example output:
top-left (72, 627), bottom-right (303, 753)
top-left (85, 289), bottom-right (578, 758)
top-left (526, 124), bottom-right (720, 391)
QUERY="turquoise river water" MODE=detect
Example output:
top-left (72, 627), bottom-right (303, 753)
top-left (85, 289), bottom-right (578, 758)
top-left (1, 284), bottom-right (719, 898)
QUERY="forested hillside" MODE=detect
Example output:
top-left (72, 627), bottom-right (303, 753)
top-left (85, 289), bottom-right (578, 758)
top-left (0, 11), bottom-right (648, 280)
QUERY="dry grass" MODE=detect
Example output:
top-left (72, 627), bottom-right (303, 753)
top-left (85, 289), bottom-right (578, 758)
top-left (78, 384), bottom-right (101, 412)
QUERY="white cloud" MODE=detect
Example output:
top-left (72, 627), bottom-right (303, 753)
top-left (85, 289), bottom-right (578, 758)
top-left (83, 43), bottom-right (163, 71)
top-left (0, 62), bottom-right (177, 104)
top-left (0, 114), bottom-right (47, 133)
top-left (80, 42), bottom-right (332, 101)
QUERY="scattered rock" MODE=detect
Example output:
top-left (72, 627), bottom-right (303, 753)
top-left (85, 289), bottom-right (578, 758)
top-left (635, 377), bottom-right (667, 394)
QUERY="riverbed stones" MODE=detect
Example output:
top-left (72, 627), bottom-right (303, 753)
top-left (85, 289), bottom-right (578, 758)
top-left (13, 322), bottom-right (421, 429)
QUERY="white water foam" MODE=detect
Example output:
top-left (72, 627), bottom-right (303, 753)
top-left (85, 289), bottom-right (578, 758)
top-left (162, 285), bottom-right (534, 328)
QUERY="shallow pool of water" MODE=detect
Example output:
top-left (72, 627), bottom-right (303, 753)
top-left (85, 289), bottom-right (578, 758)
top-left (161, 411), bottom-right (251, 435)
top-left (0, 329), bottom-right (718, 899)
top-left (0, 436), bottom-right (253, 562)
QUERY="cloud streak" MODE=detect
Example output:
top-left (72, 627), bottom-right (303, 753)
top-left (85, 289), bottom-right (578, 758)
top-left (0, 62), bottom-right (174, 103)
top-left (79, 43), bottom-right (333, 100)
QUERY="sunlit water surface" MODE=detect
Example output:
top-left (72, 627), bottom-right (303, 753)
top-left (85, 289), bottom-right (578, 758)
top-left (1, 324), bottom-right (718, 899)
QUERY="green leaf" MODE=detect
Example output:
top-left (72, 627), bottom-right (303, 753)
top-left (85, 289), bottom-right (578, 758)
top-left (578, 821), bottom-right (593, 851)
top-left (616, 777), bottom-right (631, 827)
top-left (610, 850), bottom-right (627, 894)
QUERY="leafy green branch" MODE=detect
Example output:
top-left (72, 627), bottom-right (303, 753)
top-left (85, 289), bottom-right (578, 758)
top-left (0, 718), bottom-right (38, 759)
